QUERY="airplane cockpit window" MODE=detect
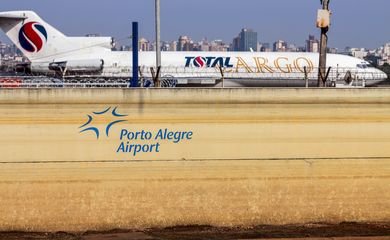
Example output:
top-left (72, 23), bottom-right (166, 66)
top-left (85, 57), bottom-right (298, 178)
top-left (357, 63), bottom-right (374, 69)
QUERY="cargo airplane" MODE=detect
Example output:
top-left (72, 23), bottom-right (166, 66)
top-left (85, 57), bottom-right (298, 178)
top-left (0, 11), bottom-right (387, 87)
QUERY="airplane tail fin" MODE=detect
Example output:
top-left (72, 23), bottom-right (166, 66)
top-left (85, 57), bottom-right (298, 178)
top-left (0, 11), bottom-right (113, 62)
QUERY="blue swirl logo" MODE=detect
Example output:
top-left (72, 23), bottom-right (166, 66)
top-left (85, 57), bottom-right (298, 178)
top-left (79, 107), bottom-right (128, 139)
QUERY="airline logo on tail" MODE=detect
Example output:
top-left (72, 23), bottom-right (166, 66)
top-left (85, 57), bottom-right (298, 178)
top-left (18, 22), bottom-right (47, 52)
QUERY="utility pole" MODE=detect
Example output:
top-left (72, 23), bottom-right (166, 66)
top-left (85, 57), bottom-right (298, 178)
top-left (155, 0), bottom-right (161, 87)
top-left (318, 0), bottom-right (330, 87)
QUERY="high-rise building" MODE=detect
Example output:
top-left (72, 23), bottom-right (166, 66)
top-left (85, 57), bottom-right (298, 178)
top-left (306, 35), bottom-right (319, 53)
top-left (232, 28), bottom-right (257, 51)
top-left (239, 28), bottom-right (258, 51)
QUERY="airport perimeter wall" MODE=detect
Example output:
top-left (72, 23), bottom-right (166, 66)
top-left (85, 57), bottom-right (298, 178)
top-left (0, 88), bottom-right (389, 232)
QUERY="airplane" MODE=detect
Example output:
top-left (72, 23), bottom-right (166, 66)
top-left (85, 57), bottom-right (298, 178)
top-left (0, 10), bottom-right (387, 87)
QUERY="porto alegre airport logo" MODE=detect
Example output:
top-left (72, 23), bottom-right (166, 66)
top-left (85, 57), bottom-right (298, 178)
top-left (79, 106), bottom-right (128, 139)
top-left (79, 106), bottom-right (194, 157)
top-left (18, 22), bottom-right (48, 53)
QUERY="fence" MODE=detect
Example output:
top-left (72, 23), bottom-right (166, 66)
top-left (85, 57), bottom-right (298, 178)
top-left (0, 66), bottom-right (383, 88)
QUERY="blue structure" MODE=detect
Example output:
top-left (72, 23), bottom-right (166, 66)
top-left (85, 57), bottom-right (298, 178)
top-left (131, 22), bottom-right (139, 87)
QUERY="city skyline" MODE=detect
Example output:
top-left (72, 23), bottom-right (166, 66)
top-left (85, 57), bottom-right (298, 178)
top-left (0, 0), bottom-right (389, 50)
top-left (116, 33), bottom-right (378, 54)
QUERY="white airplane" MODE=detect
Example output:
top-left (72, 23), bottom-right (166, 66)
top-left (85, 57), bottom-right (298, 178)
top-left (0, 10), bottom-right (387, 87)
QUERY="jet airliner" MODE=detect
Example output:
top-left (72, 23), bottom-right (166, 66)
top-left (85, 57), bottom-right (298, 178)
top-left (0, 11), bottom-right (387, 87)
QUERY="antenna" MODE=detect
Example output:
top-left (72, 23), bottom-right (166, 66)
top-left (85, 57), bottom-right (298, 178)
top-left (155, 0), bottom-right (161, 87)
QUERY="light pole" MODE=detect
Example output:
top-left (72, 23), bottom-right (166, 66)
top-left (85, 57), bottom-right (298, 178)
top-left (155, 0), bottom-right (161, 86)
top-left (318, 0), bottom-right (330, 87)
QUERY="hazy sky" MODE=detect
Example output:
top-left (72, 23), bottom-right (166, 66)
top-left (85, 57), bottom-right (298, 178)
top-left (0, 0), bottom-right (389, 50)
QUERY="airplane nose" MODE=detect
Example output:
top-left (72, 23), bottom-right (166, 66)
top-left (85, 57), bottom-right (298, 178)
top-left (379, 69), bottom-right (388, 80)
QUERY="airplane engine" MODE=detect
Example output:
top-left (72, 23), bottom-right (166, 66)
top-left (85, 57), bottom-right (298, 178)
top-left (49, 59), bottom-right (104, 73)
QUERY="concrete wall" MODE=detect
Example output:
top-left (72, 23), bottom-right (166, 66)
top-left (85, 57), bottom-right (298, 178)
top-left (0, 88), bottom-right (389, 232)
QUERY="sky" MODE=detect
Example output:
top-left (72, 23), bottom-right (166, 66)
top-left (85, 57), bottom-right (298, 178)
top-left (0, 0), bottom-right (389, 50)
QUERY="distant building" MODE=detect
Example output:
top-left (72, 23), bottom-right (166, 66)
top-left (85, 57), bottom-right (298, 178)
top-left (349, 48), bottom-right (368, 59)
top-left (232, 36), bottom-right (240, 51)
top-left (297, 46), bottom-right (306, 52)
top-left (384, 43), bottom-right (390, 56)
top-left (139, 38), bottom-right (150, 51)
top-left (162, 42), bottom-right (170, 51)
top-left (232, 28), bottom-right (257, 51)
top-left (199, 39), bottom-right (210, 52)
top-left (210, 40), bottom-right (229, 52)
top-left (327, 47), bottom-right (338, 54)
top-left (177, 36), bottom-right (191, 51)
top-left (257, 42), bottom-right (262, 52)
top-left (344, 47), bottom-right (352, 54)
top-left (85, 33), bottom-right (101, 37)
top-left (0, 41), bottom-right (5, 55)
top-left (273, 40), bottom-right (287, 52)
top-left (240, 28), bottom-right (258, 51)
top-left (169, 41), bottom-right (177, 52)
top-left (306, 35), bottom-right (319, 53)
top-left (150, 41), bottom-right (157, 51)
top-left (183, 40), bottom-right (195, 51)
top-left (120, 45), bottom-right (131, 51)
top-left (287, 44), bottom-right (298, 52)
top-left (259, 43), bottom-right (271, 52)
top-left (376, 43), bottom-right (390, 66)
